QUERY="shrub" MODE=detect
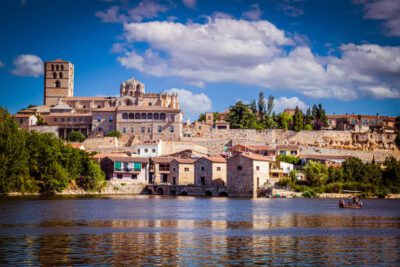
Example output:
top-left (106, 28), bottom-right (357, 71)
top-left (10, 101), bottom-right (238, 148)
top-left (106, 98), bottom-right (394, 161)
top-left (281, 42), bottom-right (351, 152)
top-left (324, 182), bottom-right (343, 193)
top-left (302, 188), bottom-right (316, 198)
top-left (67, 131), bottom-right (85, 142)
top-left (106, 130), bottom-right (122, 138)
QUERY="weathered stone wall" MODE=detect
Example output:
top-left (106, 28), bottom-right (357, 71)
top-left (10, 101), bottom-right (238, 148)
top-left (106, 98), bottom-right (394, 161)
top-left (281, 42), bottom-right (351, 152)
top-left (29, 125), bottom-right (59, 137)
top-left (83, 137), bottom-right (119, 151)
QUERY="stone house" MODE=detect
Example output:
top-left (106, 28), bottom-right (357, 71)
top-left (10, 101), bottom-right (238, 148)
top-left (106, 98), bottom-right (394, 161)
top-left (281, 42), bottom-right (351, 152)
top-left (13, 114), bottom-right (37, 129)
top-left (229, 144), bottom-right (276, 157)
top-left (150, 157), bottom-right (174, 184)
top-left (227, 153), bottom-right (271, 197)
top-left (169, 158), bottom-right (195, 185)
top-left (194, 156), bottom-right (227, 187)
top-left (269, 161), bottom-right (294, 184)
top-left (101, 156), bottom-right (149, 184)
top-left (276, 145), bottom-right (300, 157)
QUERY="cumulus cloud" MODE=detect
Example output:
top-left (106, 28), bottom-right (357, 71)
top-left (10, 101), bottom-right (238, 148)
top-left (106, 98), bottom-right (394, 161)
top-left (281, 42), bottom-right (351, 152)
top-left (273, 96), bottom-right (308, 113)
top-left (0, 60), bottom-right (4, 67)
top-left (11, 54), bottom-right (43, 77)
top-left (115, 17), bottom-right (400, 100)
top-left (182, 0), bottom-right (196, 8)
top-left (164, 88), bottom-right (212, 118)
top-left (355, 0), bottom-right (400, 36)
top-left (96, 0), bottom-right (169, 23)
top-left (242, 3), bottom-right (263, 20)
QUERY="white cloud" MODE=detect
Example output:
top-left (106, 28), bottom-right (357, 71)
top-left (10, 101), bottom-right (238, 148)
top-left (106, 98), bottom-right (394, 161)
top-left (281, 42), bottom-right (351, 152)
top-left (96, 0), bottom-right (169, 23)
top-left (164, 88), bottom-right (212, 118)
top-left (273, 96), bottom-right (308, 113)
top-left (279, 0), bottom-right (305, 17)
top-left (0, 60), bottom-right (4, 67)
top-left (355, 0), bottom-right (400, 36)
top-left (242, 3), bottom-right (263, 20)
top-left (115, 17), bottom-right (400, 100)
top-left (182, 0), bottom-right (196, 8)
top-left (11, 54), bottom-right (43, 77)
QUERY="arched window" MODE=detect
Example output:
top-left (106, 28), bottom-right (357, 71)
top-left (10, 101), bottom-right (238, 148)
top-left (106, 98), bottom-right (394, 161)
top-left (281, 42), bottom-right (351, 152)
top-left (125, 99), bottom-right (132, 106)
top-left (53, 72), bottom-right (57, 79)
top-left (56, 65), bottom-right (59, 71)
top-left (147, 113), bottom-right (153, 120)
top-left (154, 113), bottom-right (159, 120)
top-left (60, 65), bottom-right (64, 71)
top-left (55, 80), bottom-right (61, 88)
top-left (59, 72), bottom-right (63, 79)
top-left (141, 113), bottom-right (146, 120)
top-left (160, 113), bottom-right (166, 120)
top-left (135, 113), bottom-right (140, 119)
top-left (122, 113), bottom-right (128, 119)
top-left (51, 64), bottom-right (54, 71)
top-left (97, 105), bottom-right (102, 108)
top-left (129, 113), bottom-right (134, 119)
top-left (149, 102), bottom-right (152, 106)
top-left (130, 91), bottom-right (133, 96)
top-left (83, 105), bottom-right (86, 108)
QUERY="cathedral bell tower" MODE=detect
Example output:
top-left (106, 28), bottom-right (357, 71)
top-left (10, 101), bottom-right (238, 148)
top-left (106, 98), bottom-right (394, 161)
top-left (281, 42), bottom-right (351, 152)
top-left (43, 59), bottom-right (74, 106)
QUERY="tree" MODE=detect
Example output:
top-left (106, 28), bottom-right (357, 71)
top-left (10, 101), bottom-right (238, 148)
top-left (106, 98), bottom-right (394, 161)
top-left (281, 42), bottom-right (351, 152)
top-left (36, 115), bottom-right (47, 126)
top-left (293, 106), bottom-right (304, 131)
top-left (67, 131), bottom-right (85, 142)
top-left (382, 157), bottom-right (400, 192)
top-left (262, 115), bottom-right (277, 129)
top-left (267, 95), bottom-right (274, 116)
top-left (276, 154), bottom-right (300, 165)
top-left (257, 92), bottom-right (266, 116)
top-left (213, 112), bottom-right (220, 122)
top-left (197, 113), bottom-right (206, 122)
top-left (106, 130), bottom-right (122, 138)
top-left (277, 111), bottom-right (293, 130)
top-left (227, 101), bottom-right (257, 129)
top-left (303, 160), bottom-right (328, 187)
top-left (395, 116), bottom-right (400, 132)
top-left (77, 159), bottom-right (105, 191)
top-left (342, 157), bottom-right (365, 182)
top-left (303, 124), bottom-right (313, 130)
top-left (249, 99), bottom-right (257, 114)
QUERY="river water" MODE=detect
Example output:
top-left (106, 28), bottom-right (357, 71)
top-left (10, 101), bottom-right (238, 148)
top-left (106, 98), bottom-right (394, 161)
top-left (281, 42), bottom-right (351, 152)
top-left (0, 196), bottom-right (399, 266)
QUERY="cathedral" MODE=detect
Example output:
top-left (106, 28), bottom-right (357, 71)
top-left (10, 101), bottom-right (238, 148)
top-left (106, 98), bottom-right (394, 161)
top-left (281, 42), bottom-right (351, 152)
top-left (17, 59), bottom-right (183, 141)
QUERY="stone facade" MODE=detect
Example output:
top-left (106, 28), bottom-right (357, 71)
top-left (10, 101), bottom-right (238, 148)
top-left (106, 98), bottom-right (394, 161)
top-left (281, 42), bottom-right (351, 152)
top-left (194, 157), bottom-right (227, 187)
top-left (169, 158), bottom-right (195, 185)
top-left (227, 153), bottom-right (270, 197)
top-left (44, 59), bottom-right (74, 106)
top-left (101, 156), bottom-right (149, 184)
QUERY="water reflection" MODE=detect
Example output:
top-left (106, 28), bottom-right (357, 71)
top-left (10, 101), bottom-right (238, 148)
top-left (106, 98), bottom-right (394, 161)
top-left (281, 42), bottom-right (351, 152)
top-left (0, 197), bottom-right (399, 266)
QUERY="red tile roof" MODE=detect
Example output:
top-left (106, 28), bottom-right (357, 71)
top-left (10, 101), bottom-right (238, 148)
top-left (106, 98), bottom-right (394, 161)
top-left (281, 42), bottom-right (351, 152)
top-left (240, 153), bottom-right (274, 162)
top-left (105, 156), bottom-right (149, 163)
top-left (172, 158), bottom-right (196, 164)
top-left (200, 156), bottom-right (227, 163)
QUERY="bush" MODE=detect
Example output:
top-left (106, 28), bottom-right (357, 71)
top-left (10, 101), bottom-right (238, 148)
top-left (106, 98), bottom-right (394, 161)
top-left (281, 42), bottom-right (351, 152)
top-left (67, 131), bottom-right (85, 142)
top-left (302, 188), bottom-right (316, 198)
top-left (275, 178), bottom-right (291, 187)
top-left (106, 130), bottom-right (122, 138)
top-left (323, 182), bottom-right (342, 193)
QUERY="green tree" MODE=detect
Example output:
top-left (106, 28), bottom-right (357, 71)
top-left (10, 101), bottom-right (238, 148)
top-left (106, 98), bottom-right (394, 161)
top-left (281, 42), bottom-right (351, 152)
top-left (382, 157), bottom-right (400, 192)
top-left (249, 99), bottom-right (257, 114)
top-left (303, 161), bottom-right (328, 186)
top-left (67, 131), bottom-right (85, 142)
top-left (267, 95), bottom-right (274, 116)
top-left (213, 112), bottom-right (220, 122)
top-left (395, 116), bottom-right (400, 132)
top-left (293, 106), bottom-right (304, 131)
top-left (106, 130), bottom-right (122, 138)
top-left (227, 101), bottom-right (257, 129)
top-left (277, 111), bottom-right (293, 130)
top-left (303, 124), bottom-right (313, 130)
top-left (257, 92), bottom-right (266, 116)
top-left (198, 113), bottom-right (206, 122)
top-left (342, 157), bottom-right (365, 182)
top-left (262, 115), bottom-right (277, 129)
top-left (276, 154), bottom-right (300, 165)
top-left (36, 115), bottom-right (47, 126)
top-left (77, 159), bottom-right (105, 191)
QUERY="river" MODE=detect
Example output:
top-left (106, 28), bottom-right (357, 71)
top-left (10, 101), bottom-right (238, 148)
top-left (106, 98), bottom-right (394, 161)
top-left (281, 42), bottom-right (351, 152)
top-left (0, 196), bottom-right (399, 266)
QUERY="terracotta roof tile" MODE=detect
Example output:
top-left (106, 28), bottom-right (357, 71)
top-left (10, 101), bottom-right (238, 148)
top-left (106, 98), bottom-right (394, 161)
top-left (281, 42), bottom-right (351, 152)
top-left (240, 153), bottom-right (274, 161)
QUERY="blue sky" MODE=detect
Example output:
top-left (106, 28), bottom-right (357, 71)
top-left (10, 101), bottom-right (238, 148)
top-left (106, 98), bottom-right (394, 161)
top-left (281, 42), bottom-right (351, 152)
top-left (0, 0), bottom-right (399, 119)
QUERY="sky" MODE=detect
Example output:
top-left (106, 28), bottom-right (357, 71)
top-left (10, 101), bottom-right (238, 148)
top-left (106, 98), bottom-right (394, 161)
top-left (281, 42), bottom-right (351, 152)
top-left (0, 0), bottom-right (399, 120)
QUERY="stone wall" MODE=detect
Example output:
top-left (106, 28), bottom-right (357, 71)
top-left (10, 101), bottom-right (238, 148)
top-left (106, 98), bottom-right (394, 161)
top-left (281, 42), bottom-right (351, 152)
top-left (29, 125), bottom-right (59, 137)
top-left (83, 137), bottom-right (119, 151)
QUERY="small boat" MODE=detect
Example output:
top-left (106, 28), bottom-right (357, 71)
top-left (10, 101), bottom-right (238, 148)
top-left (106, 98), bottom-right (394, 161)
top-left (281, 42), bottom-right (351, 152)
top-left (339, 190), bottom-right (363, 209)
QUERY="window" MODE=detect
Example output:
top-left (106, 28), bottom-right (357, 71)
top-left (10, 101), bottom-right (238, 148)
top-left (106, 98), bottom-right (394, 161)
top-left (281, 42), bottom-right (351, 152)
top-left (122, 127), bottom-right (127, 133)
top-left (51, 64), bottom-right (54, 71)
top-left (147, 127), bottom-right (151, 133)
top-left (216, 167), bottom-right (221, 171)
top-left (129, 113), bottom-right (134, 119)
top-left (83, 105), bottom-right (86, 109)
top-left (61, 118), bottom-right (65, 122)
top-left (61, 65), bottom-right (64, 71)
top-left (201, 177), bottom-right (205, 185)
top-left (173, 168), bottom-right (176, 172)
top-left (67, 118), bottom-right (71, 122)
top-left (256, 166), bottom-right (260, 170)
top-left (184, 167), bottom-right (189, 172)
top-left (131, 174), bottom-right (137, 179)
top-left (53, 72), bottom-right (57, 78)
top-left (144, 149), bottom-right (148, 153)
top-left (122, 113), bottom-right (128, 119)
top-left (131, 127), bottom-right (134, 133)
top-left (53, 118), bottom-right (57, 122)
top-left (138, 149), bottom-right (141, 154)
top-left (109, 126), bottom-right (113, 132)
top-left (158, 126), bottom-right (162, 133)
top-left (141, 113), bottom-right (146, 120)
top-left (117, 174), bottom-right (123, 179)
top-left (154, 113), bottom-right (159, 120)
top-left (201, 166), bottom-right (205, 171)
top-left (237, 166), bottom-right (242, 170)
top-left (147, 113), bottom-right (153, 120)
top-left (55, 80), bottom-right (61, 88)
top-left (160, 113), bottom-right (166, 120)
top-left (59, 72), bottom-right (63, 79)
top-left (173, 177), bottom-right (176, 185)
top-left (98, 127), bottom-right (102, 132)
top-left (149, 102), bottom-right (152, 106)
top-left (97, 105), bottom-right (102, 108)
top-left (135, 113), bottom-right (140, 119)
top-left (56, 65), bottom-right (59, 71)
top-left (73, 117), bottom-right (77, 122)
top-left (97, 115), bottom-right (101, 122)
top-left (79, 118), bottom-right (83, 122)
top-left (152, 149), bottom-right (156, 153)
top-left (109, 115), bottom-right (113, 122)
top-left (141, 127), bottom-right (145, 133)
top-left (170, 126), bottom-right (174, 132)
top-left (134, 162), bottom-right (141, 171)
